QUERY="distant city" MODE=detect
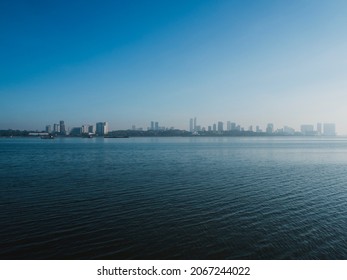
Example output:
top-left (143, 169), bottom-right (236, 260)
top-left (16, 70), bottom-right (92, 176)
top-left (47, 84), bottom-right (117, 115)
top-left (0, 118), bottom-right (337, 138)
top-left (186, 117), bottom-right (336, 136)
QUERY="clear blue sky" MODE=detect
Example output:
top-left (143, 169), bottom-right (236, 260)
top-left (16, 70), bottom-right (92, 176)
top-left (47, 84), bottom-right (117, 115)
top-left (1, 0), bottom-right (347, 133)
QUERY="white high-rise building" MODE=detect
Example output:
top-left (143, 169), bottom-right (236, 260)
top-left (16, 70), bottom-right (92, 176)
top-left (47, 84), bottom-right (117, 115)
top-left (81, 125), bottom-right (90, 134)
top-left (53, 123), bottom-right (60, 133)
top-left (317, 123), bottom-right (322, 135)
top-left (189, 118), bottom-right (194, 132)
top-left (323, 123), bottom-right (336, 136)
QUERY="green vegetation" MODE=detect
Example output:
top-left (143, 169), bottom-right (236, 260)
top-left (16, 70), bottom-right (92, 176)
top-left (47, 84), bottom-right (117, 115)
top-left (0, 130), bottom-right (31, 137)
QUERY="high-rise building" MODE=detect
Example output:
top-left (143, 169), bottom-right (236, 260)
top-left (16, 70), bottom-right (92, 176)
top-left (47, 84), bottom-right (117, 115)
top-left (213, 123), bottom-right (217, 132)
top-left (301, 124), bottom-right (314, 135)
top-left (155, 122), bottom-right (159, 131)
top-left (283, 126), bottom-right (295, 135)
top-left (323, 123), bottom-right (336, 136)
top-left (96, 122), bottom-right (108, 135)
top-left (70, 127), bottom-right (82, 136)
top-left (317, 123), bottom-right (322, 135)
top-left (150, 121), bottom-right (155, 130)
top-left (45, 125), bottom-right (51, 133)
top-left (230, 122), bottom-right (236, 130)
top-left (189, 118), bottom-right (194, 132)
top-left (193, 117), bottom-right (197, 131)
top-left (266, 123), bottom-right (274, 134)
top-left (217, 121), bottom-right (223, 132)
top-left (81, 125), bottom-right (90, 134)
top-left (60, 120), bottom-right (66, 135)
top-left (227, 121), bottom-right (231, 131)
top-left (53, 123), bottom-right (60, 133)
top-left (88, 125), bottom-right (94, 134)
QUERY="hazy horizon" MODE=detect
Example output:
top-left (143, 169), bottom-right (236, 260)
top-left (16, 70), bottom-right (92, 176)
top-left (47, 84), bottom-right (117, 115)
top-left (1, 0), bottom-right (347, 133)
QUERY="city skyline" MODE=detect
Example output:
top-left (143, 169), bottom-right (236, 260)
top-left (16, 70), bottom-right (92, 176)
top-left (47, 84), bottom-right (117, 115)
top-left (1, 1), bottom-right (347, 133)
top-left (0, 116), bottom-right (340, 136)
top-left (13, 117), bottom-right (336, 137)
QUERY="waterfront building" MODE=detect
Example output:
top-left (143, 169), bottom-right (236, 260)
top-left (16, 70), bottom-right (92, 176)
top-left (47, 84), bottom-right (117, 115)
top-left (301, 124), bottom-right (314, 135)
top-left (96, 122), bottom-right (108, 135)
top-left (230, 122), bottom-right (236, 131)
top-left (317, 123), bottom-right (322, 135)
top-left (283, 126), bottom-right (295, 135)
top-left (28, 132), bottom-right (49, 136)
top-left (45, 125), bottom-right (51, 133)
top-left (53, 123), bottom-right (60, 133)
top-left (227, 121), bottom-right (231, 131)
top-left (217, 121), bottom-right (224, 132)
top-left (323, 123), bottom-right (336, 136)
top-left (70, 127), bottom-right (82, 136)
top-left (194, 117), bottom-right (197, 131)
top-left (88, 125), bottom-right (94, 134)
top-left (155, 122), bottom-right (159, 131)
top-left (150, 121), bottom-right (155, 130)
top-left (189, 118), bottom-right (194, 132)
top-left (60, 120), bottom-right (66, 135)
top-left (213, 123), bottom-right (217, 132)
top-left (208, 126), bottom-right (212, 132)
top-left (266, 123), bottom-right (274, 134)
top-left (81, 125), bottom-right (90, 134)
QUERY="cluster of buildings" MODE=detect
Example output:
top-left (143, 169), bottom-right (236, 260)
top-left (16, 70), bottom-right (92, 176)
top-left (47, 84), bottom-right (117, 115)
top-left (146, 121), bottom-right (175, 131)
top-left (130, 122), bottom-right (177, 131)
top-left (45, 120), bottom-right (67, 135)
top-left (45, 121), bottom-right (109, 136)
top-left (41, 118), bottom-right (336, 137)
top-left (189, 117), bottom-right (266, 134)
top-left (299, 123), bottom-right (335, 136)
top-left (189, 118), bottom-right (336, 136)
top-left (190, 118), bottom-right (249, 133)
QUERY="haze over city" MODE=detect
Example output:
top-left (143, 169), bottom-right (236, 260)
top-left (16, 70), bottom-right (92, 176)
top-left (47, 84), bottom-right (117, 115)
top-left (1, 0), bottom-right (347, 133)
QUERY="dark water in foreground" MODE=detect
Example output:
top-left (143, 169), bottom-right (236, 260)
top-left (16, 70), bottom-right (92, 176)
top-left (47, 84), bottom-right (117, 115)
top-left (1, 137), bottom-right (347, 259)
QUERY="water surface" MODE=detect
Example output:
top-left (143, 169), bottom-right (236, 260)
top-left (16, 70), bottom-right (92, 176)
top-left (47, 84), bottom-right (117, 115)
top-left (1, 137), bottom-right (347, 259)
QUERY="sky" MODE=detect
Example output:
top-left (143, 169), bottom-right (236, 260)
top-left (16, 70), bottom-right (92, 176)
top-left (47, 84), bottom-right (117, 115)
top-left (1, 0), bottom-right (347, 133)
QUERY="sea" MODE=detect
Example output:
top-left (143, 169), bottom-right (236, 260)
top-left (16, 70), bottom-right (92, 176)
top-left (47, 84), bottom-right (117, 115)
top-left (0, 136), bottom-right (347, 259)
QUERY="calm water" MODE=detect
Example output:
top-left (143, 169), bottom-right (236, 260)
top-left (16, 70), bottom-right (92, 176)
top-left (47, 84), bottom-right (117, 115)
top-left (1, 137), bottom-right (347, 259)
